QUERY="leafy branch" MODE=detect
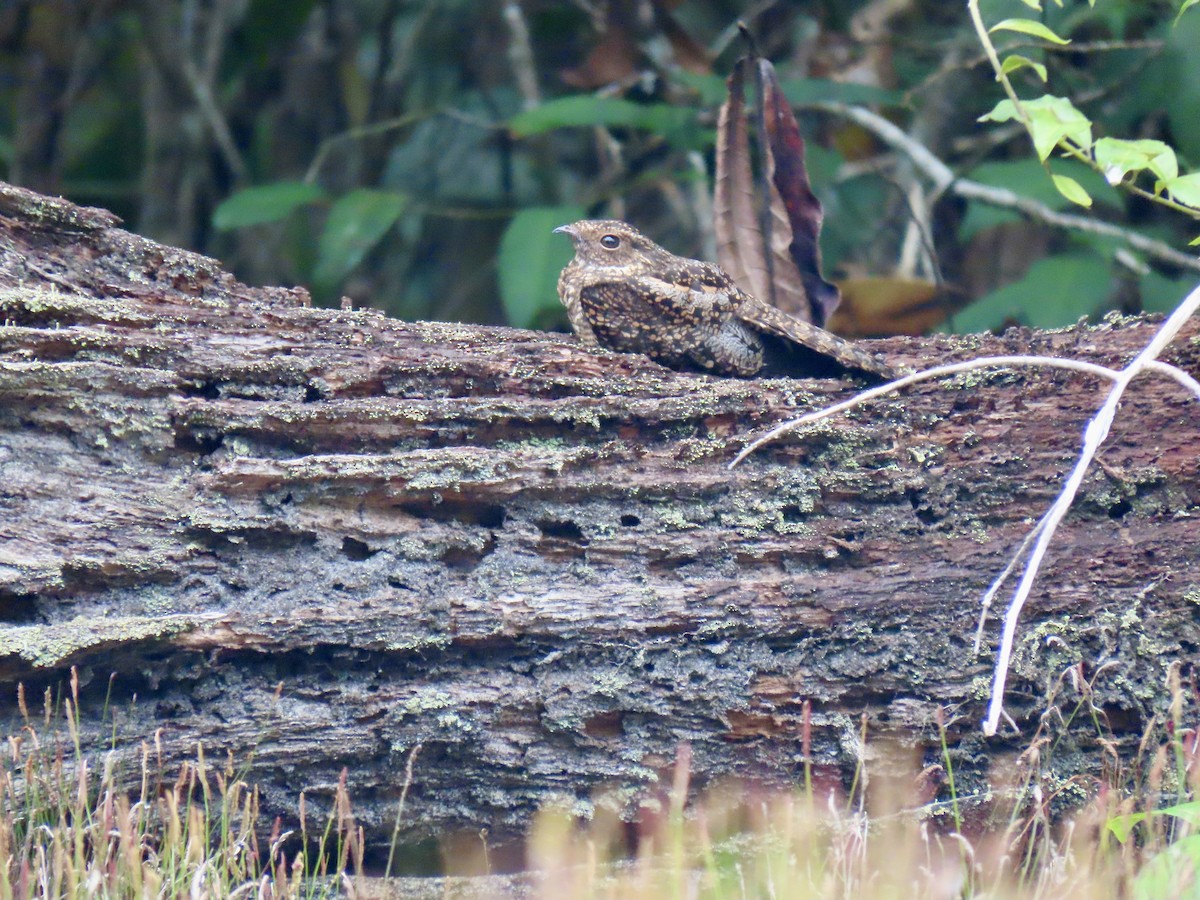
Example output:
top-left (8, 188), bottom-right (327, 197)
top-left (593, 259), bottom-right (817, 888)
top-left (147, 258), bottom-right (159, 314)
top-left (810, 101), bottom-right (1200, 274)
top-left (968, 0), bottom-right (1200, 228)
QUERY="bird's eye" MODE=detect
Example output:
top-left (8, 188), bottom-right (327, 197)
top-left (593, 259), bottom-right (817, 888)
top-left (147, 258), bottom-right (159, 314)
top-left (600, 234), bottom-right (621, 250)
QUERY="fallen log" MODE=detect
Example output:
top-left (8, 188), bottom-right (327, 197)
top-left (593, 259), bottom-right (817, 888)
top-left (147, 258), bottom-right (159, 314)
top-left (1, 181), bottom-right (1197, 851)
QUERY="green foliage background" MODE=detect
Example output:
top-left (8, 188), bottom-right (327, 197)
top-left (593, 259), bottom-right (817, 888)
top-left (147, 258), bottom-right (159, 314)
top-left (1, 0), bottom-right (1196, 333)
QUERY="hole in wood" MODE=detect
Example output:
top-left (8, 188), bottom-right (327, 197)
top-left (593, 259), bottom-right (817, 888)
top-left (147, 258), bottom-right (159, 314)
top-left (180, 379), bottom-right (221, 399)
top-left (440, 533), bottom-right (498, 569)
top-left (1108, 498), bottom-right (1132, 519)
top-left (0, 588), bottom-right (39, 623)
top-left (781, 504), bottom-right (806, 523)
top-left (173, 425), bottom-right (223, 454)
top-left (341, 536), bottom-right (374, 560)
top-left (536, 519), bottom-right (586, 543)
top-left (534, 519), bottom-right (588, 560)
top-left (398, 500), bottom-right (506, 529)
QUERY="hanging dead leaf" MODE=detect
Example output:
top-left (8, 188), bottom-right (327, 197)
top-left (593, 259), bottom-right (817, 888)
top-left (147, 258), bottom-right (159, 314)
top-left (714, 59), bottom-right (771, 305)
top-left (713, 37), bottom-right (841, 328)
top-left (758, 58), bottom-right (841, 327)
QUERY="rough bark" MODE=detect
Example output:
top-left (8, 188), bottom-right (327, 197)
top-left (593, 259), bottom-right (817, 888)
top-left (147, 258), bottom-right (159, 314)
top-left (1, 181), bottom-right (1198, 855)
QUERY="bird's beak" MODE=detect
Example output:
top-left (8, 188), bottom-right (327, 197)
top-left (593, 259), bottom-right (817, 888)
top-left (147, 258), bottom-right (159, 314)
top-left (553, 224), bottom-right (577, 237)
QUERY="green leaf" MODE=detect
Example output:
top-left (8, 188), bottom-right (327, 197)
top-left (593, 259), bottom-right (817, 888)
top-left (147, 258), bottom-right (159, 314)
top-left (497, 205), bottom-right (586, 329)
top-left (989, 18), bottom-right (1071, 44)
top-left (1140, 270), bottom-right (1193, 314)
top-left (1106, 811), bottom-right (1145, 844)
top-left (1158, 801), bottom-right (1200, 826)
top-left (1093, 138), bottom-right (1178, 185)
top-left (978, 99), bottom-right (1019, 124)
top-left (509, 96), bottom-right (702, 149)
top-left (959, 159), bottom-right (1111, 238)
top-left (1160, 172), bottom-right (1200, 209)
top-left (950, 252), bottom-right (1113, 333)
top-left (1177, 0), bottom-right (1200, 24)
top-left (1001, 54), bottom-right (1048, 82)
top-left (312, 189), bottom-right (407, 290)
top-left (212, 181), bottom-right (326, 230)
top-left (1052, 173), bottom-right (1092, 207)
top-left (1027, 96), bottom-right (1093, 158)
top-left (1133, 833), bottom-right (1200, 900)
top-left (779, 78), bottom-right (904, 107)
top-left (980, 95), bottom-right (1092, 160)
top-left (671, 71), bottom-right (902, 109)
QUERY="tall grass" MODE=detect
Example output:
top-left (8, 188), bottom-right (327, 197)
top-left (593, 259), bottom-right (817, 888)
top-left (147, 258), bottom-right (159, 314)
top-left (520, 754), bottom-right (1196, 900)
top-left (0, 669), bottom-right (361, 898)
top-left (515, 683), bottom-right (1200, 900)
top-left (4, 667), bottom-right (1200, 898)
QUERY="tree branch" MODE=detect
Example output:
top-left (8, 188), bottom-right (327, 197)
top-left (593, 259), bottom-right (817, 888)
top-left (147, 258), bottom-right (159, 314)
top-left (812, 101), bottom-right (1200, 274)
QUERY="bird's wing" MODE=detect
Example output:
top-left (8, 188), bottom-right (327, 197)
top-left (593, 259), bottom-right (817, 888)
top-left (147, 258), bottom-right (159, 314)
top-left (624, 274), bottom-right (733, 320)
top-left (618, 256), bottom-right (747, 323)
top-left (653, 253), bottom-right (900, 380)
top-left (654, 258), bottom-right (738, 292)
top-left (738, 296), bottom-right (899, 381)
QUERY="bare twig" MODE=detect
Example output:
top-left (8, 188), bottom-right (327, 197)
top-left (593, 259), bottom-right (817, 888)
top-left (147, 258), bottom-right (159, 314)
top-left (730, 355), bottom-right (1122, 468)
top-left (180, 57), bottom-right (248, 183)
top-left (304, 112), bottom-right (430, 184)
top-left (730, 352), bottom-right (1200, 469)
top-left (972, 525), bottom-right (1041, 655)
top-left (503, 1), bottom-right (541, 112)
top-left (710, 1), bottom-right (778, 58)
top-left (1146, 359), bottom-right (1200, 397)
top-left (809, 101), bottom-right (1200, 274)
top-left (729, 291), bottom-right (1200, 735)
top-left (981, 282), bottom-right (1200, 735)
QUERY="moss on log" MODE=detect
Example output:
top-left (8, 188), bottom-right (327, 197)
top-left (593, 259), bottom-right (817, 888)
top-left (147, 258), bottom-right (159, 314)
top-left (1, 181), bottom-right (1198, 849)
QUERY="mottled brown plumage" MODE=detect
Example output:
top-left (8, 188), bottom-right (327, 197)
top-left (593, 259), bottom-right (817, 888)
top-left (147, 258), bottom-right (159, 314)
top-left (554, 220), bottom-right (897, 380)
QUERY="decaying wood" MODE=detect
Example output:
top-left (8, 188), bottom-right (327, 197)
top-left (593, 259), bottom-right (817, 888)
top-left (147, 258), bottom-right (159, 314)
top-left (1, 181), bottom-right (1198, 854)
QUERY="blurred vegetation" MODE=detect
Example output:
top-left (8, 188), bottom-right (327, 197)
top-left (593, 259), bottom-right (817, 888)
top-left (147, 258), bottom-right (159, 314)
top-left (1, 0), bottom-right (1198, 334)
top-left (10, 672), bottom-right (1200, 897)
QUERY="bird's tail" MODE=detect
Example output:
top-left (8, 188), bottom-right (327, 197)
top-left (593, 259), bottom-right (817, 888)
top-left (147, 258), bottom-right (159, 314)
top-left (740, 299), bottom-right (900, 381)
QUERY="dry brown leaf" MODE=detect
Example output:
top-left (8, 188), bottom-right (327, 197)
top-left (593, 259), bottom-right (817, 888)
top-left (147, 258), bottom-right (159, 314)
top-left (758, 59), bottom-right (840, 326)
top-left (763, 168), bottom-right (811, 320)
top-left (561, 29), bottom-right (640, 88)
top-left (758, 61), bottom-right (817, 323)
top-left (714, 59), bottom-right (770, 303)
top-left (829, 276), bottom-right (949, 337)
top-left (561, 1), bottom-right (709, 89)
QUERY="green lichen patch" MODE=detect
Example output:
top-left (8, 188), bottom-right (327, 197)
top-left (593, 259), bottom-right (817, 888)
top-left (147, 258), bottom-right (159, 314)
top-left (383, 633), bottom-right (454, 653)
top-left (0, 613), bottom-right (204, 669)
top-left (0, 286), bottom-right (153, 328)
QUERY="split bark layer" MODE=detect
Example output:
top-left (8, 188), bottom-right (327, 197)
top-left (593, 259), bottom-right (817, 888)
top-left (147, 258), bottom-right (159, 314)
top-left (1, 182), bottom-right (1198, 849)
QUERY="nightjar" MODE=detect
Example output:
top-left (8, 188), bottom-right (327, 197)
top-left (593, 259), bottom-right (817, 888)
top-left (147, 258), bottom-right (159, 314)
top-left (554, 220), bottom-right (896, 380)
